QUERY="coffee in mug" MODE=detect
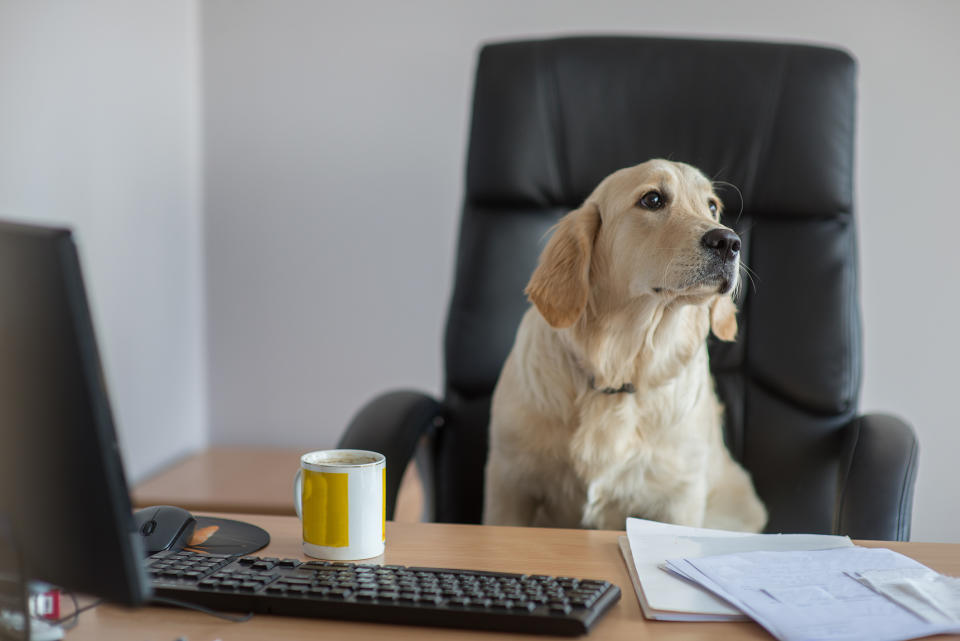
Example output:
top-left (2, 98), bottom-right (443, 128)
top-left (293, 449), bottom-right (385, 560)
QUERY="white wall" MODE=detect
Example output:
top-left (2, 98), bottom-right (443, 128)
top-left (201, 0), bottom-right (960, 542)
top-left (0, 1), bottom-right (206, 482)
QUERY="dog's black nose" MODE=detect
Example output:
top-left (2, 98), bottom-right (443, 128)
top-left (701, 228), bottom-right (741, 261)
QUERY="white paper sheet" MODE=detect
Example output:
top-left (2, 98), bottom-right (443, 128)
top-left (623, 518), bottom-right (851, 621)
top-left (618, 535), bottom-right (748, 621)
top-left (855, 567), bottom-right (960, 624)
top-left (667, 546), bottom-right (960, 641)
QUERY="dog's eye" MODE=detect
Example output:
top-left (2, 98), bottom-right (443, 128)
top-left (708, 200), bottom-right (719, 216)
top-left (638, 191), bottom-right (664, 210)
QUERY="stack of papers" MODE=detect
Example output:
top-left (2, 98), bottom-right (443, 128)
top-left (620, 517), bottom-right (960, 641)
top-left (619, 518), bottom-right (853, 621)
top-left (667, 546), bottom-right (960, 641)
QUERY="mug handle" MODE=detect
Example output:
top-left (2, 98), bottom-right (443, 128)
top-left (293, 468), bottom-right (302, 519)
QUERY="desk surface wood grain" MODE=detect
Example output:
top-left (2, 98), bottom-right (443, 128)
top-left (65, 515), bottom-right (960, 641)
top-left (132, 447), bottom-right (424, 521)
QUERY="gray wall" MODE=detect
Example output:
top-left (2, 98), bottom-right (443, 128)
top-left (0, 2), bottom-right (206, 480)
top-left (3, 1), bottom-right (958, 542)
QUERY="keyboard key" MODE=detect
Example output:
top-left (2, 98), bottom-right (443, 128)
top-left (550, 603), bottom-right (572, 615)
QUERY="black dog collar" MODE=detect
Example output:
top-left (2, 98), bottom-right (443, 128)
top-left (588, 377), bottom-right (636, 395)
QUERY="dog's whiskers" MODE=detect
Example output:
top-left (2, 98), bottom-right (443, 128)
top-left (711, 180), bottom-right (745, 224)
top-left (660, 252), bottom-right (678, 291)
top-left (737, 261), bottom-right (759, 296)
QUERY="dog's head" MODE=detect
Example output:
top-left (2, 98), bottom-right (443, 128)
top-left (525, 159), bottom-right (740, 340)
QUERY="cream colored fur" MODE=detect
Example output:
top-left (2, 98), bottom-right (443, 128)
top-left (483, 159), bottom-right (767, 532)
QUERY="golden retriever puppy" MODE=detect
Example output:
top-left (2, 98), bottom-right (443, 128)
top-left (483, 159), bottom-right (766, 532)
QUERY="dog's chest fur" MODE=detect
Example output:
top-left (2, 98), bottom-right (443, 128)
top-left (529, 304), bottom-right (721, 529)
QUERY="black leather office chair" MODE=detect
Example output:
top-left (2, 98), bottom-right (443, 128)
top-left (338, 36), bottom-right (919, 540)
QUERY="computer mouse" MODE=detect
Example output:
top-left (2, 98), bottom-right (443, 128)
top-left (133, 505), bottom-right (197, 554)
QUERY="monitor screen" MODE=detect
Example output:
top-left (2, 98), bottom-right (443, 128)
top-left (0, 221), bottom-right (150, 606)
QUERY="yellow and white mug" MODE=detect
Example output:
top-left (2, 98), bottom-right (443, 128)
top-left (293, 449), bottom-right (385, 560)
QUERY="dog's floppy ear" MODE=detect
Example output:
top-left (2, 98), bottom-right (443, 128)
top-left (525, 201), bottom-right (601, 328)
top-left (710, 294), bottom-right (738, 341)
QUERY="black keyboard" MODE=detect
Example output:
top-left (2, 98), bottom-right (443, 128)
top-left (146, 549), bottom-right (620, 635)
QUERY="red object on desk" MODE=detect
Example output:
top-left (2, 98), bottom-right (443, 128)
top-left (29, 586), bottom-right (61, 620)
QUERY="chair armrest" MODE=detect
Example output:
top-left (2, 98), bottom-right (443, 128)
top-left (836, 413), bottom-right (919, 541)
top-left (336, 390), bottom-right (443, 520)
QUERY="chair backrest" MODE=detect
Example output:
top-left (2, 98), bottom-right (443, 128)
top-left (436, 36), bottom-right (860, 533)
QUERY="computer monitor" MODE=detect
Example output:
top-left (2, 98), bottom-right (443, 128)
top-left (0, 221), bottom-right (150, 607)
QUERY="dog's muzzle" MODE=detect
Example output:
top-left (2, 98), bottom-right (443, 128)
top-left (701, 228), bottom-right (741, 293)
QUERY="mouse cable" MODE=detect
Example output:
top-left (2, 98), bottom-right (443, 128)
top-left (150, 596), bottom-right (254, 622)
top-left (53, 593), bottom-right (103, 630)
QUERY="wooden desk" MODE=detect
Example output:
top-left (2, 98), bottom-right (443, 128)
top-left (132, 447), bottom-right (424, 521)
top-left (132, 448), bottom-right (305, 515)
top-left (65, 515), bottom-right (960, 641)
